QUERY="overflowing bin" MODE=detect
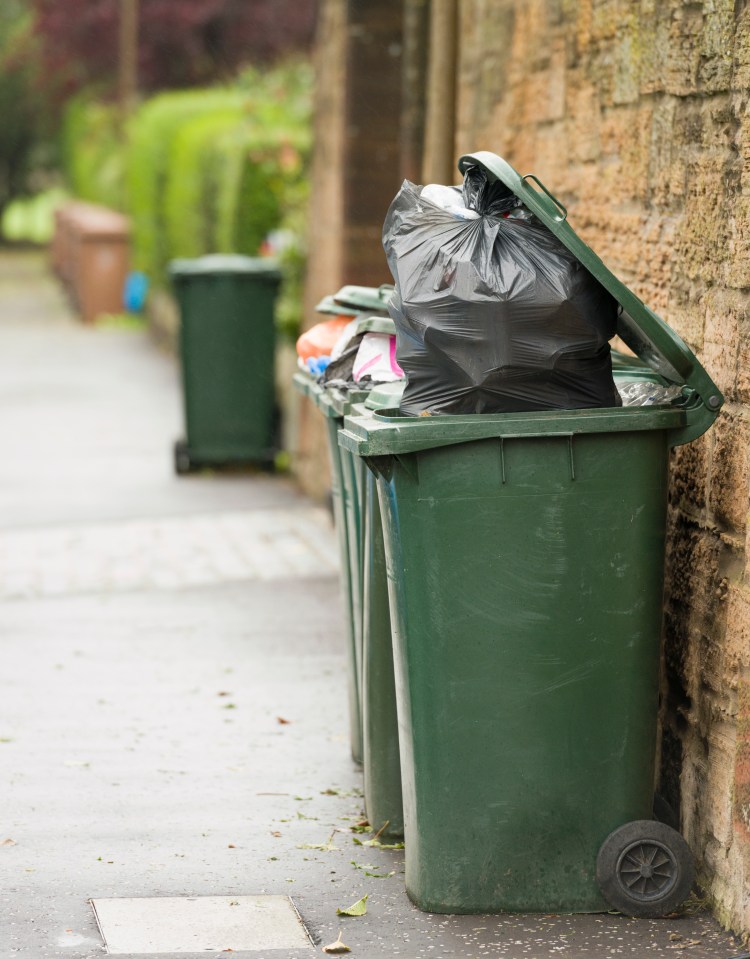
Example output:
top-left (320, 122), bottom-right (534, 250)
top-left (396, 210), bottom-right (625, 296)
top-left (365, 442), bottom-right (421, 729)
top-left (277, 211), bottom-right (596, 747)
top-left (339, 153), bottom-right (723, 916)
top-left (170, 254), bottom-right (281, 473)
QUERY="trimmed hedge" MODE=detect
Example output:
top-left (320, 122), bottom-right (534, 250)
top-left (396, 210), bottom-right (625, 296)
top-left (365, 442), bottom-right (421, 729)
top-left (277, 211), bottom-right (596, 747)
top-left (61, 95), bottom-right (124, 211)
top-left (126, 88), bottom-right (244, 275)
top-left (61, 61), bottom-right (313, 336)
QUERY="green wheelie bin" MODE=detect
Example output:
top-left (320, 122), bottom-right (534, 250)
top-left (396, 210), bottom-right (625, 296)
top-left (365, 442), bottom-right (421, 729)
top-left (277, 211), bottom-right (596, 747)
top-left (353, 382), bottom-right (406, 840)
top-left (170, 254), bottom-right (281, 474)
top-left (294, 373), bottom-right (368, 762)
top-left (339, 153), bottom-right (723, 917)
top-left (293, 289), bottom-right (393, 763)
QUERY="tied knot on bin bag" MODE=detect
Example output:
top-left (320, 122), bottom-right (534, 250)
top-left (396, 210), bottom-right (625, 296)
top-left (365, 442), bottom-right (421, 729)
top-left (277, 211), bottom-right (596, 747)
top-left (382, 164), bottom-right (621, 415)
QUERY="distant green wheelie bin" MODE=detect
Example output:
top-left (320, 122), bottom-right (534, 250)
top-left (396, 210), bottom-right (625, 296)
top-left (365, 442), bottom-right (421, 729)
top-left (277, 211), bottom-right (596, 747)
top-left (339, 153), bottom-right (723, 917)
top-left (170, 254), bottom-right (281, 473)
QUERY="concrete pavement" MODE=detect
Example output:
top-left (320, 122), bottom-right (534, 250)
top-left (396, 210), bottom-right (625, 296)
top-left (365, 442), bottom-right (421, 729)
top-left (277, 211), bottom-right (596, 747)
top-left (0, 252), bottom-right (745, 958)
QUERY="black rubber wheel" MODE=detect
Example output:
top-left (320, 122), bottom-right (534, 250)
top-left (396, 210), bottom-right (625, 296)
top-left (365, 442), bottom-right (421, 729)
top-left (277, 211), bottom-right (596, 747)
top-left (174, 440), bottom-right (193, 476)
top-left (596, 820), bottom-right (695, 917)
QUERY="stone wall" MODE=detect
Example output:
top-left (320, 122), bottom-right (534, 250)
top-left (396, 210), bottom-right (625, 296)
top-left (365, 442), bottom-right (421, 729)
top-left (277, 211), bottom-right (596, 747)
top-left (456, 0), bottom-right (749, 934)
top-left (294, 0), bottom-right (404, 499)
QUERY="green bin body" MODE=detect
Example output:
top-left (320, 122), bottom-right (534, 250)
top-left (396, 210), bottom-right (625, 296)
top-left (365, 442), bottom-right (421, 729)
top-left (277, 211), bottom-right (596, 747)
top-left (339, 153), bottom-right (723, 914)
top-left (294, 373), bottom-right (366, 762)
top-left (170, 255), bottom-right (281, 468)
top-left (349, 382), bottom-right (406, 839)
top-left (292, 307), bottom-right (395, 766)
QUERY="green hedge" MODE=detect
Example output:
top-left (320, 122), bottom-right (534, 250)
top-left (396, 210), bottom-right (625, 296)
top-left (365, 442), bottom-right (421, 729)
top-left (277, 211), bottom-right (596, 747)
top-left (126, 88), bottom-right (244, 275)
top-left (61, 61), bottom-right (313, 337)
top-left (61, 95), bottom-right (124, 211)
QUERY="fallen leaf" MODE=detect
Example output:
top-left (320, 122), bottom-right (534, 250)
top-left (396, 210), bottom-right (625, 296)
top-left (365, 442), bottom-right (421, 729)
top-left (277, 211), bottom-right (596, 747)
top-left (271, 831), bottom-right (282, 838)
top-left (322, 930), bottom-right (350, 954)
top-left (669, 934), bottom-right (682, 942)
top-left (227, 844), bottom-right (236, 849)
top-left (217, 691), bottom-right (231, 697)
top-left (1, 839), bottom-right (17, 847)
top-left (337, 894), bottom-right (368, 917)
top-left (223, 704), bottom-right (237, 710)
top-left (277, 717), bottom-right (291, 725)
top-left (352, 835), bottom-right (404, 850)
top-left (298, 830), bottom-right (338, 852)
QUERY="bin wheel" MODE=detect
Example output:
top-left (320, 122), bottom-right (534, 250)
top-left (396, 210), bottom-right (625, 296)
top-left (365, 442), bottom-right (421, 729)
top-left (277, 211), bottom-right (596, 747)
top-left (174, 441), bottom-right (193, 476)
top-left (596, 820), bottom-right (694, 917)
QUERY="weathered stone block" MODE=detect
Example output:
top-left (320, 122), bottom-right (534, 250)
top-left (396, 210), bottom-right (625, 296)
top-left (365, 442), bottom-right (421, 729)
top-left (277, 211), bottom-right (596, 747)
top-left (703, 291), bottom-right (742, 402)
top-left (735, 681), bottom-right (750, 844)
top-left (707, 409), bottom-right (750, 535)
top-left (670, 432), bottom-right (709, 513)
top-left (724, 585), bottom-right (750, 690)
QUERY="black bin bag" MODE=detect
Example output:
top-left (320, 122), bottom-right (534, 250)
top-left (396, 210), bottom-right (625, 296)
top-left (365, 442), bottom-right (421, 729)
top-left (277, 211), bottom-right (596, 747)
top-left (382, 166), bottom-right (620, 415)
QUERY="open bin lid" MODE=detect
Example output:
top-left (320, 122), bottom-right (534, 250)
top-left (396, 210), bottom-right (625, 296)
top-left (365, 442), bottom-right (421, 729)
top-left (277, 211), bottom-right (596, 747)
top-left (457, 153), bottom-right (723, 431)
top-left (339, 154), bottom-right (724, 456)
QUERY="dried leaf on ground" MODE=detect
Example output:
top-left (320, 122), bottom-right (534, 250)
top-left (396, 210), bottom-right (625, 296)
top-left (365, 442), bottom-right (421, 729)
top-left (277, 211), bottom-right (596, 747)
top-left (352, 820), bottom-right (405, 849)
top-left (352, 836), bottom-right (404, 850)
top-left (277, 717), bottom-right (291, 725)
top-left (298, 830), bottom-right (339, 852)
top-left (322, 930), bottom-right (350, 954)
top-left (1, 839), bottom-right (17, 847)
top-left (336, 895), bottom-right (368, 917)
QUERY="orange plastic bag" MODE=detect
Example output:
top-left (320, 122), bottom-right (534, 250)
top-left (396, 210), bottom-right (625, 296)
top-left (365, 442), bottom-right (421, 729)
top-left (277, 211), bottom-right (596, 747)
top-left (296, 317), bottom-right (351, 361)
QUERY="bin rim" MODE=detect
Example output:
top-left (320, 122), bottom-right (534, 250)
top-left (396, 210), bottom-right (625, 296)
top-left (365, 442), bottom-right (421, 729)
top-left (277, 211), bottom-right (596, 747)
top-left (339, 392), bottom-right (709, 455)
top-left (169, 253), bottom-right (281, 279)
top-left (314, 294), bottom-right (361, 317)
top-left (457, 152), bottom-right (723, 436)
top-left (332, 283), bottom-right (394, 313)
top-left (352, 315), bottom-right (397, 336)
top-left (301, 378), bottom-right (345, 418)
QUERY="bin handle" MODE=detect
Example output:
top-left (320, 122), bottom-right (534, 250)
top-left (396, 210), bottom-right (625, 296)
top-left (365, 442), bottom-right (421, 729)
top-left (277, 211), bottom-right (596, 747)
top-left (521, 174), bottom-right (568, 222)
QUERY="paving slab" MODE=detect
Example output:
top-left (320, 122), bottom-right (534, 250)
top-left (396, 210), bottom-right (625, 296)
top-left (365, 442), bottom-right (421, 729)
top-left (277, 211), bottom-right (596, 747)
top-left (0, 253), bottom-right (746, 959)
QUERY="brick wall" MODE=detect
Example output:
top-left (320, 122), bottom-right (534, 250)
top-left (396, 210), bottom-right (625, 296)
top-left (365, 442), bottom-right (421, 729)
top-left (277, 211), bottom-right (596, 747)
top-left (456, 0), bottom-right (750, 934)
